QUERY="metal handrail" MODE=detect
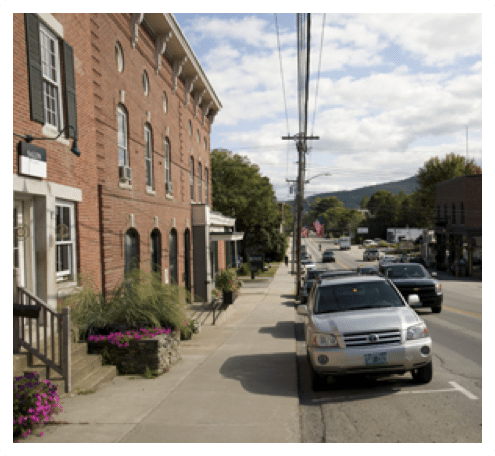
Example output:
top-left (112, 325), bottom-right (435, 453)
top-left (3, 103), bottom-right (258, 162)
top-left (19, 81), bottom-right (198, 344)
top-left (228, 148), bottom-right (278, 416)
top-left (13, 287), bottom-right (71, 393)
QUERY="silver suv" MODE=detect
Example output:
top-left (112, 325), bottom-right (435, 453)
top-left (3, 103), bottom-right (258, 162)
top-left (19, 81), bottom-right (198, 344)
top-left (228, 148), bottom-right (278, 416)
top-left (297, 275), bottom-right (433, 390)
top-left (363, 249), bottom-right (379, 261)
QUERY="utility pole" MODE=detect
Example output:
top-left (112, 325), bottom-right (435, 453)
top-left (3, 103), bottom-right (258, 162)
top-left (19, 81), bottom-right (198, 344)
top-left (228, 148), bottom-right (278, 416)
top-left (283, 133), bottom-right (319, 297)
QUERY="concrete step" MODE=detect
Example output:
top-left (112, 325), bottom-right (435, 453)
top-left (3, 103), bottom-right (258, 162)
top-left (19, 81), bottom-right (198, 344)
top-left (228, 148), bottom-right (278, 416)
top-left (13, 341), bottom-right (117, 395)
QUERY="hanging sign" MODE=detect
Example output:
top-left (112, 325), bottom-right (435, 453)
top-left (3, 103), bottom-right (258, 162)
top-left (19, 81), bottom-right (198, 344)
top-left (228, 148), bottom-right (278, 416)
top-left (19, 142), bottom-right (47, 179)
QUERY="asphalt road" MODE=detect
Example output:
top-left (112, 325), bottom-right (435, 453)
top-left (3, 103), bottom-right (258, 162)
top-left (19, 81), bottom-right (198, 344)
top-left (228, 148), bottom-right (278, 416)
top-left (296, 237), bottom-right (482, 443)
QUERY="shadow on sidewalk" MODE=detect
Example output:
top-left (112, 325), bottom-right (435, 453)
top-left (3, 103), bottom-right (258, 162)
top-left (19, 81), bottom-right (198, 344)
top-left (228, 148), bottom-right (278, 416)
top-left (259, 321), bottom-right (295, 339)
top-left (220, 352), bottom-right (299, 397)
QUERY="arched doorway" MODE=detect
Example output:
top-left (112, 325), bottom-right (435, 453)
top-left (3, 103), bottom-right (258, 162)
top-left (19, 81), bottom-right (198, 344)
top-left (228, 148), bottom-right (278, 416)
top-left (150, 229), bottom-right (161, 277)
top-left (169, 228), bottom-right (178, 284)
top-left (124, 228), bottom-right (139, 274)
top-left (184, 229), bottom-right (191, 292)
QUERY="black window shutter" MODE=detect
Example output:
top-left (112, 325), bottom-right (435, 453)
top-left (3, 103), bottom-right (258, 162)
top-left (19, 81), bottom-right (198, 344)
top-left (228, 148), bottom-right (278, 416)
top-left (62, 41), bottom-right (77, 139)
top-left (24, 13), bottom-right (45, 124)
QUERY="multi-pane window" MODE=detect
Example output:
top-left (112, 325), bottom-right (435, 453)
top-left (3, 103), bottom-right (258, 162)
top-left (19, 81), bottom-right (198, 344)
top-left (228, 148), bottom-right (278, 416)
top-left (169, 229), bottom-right (178, 284)
top-left (164, 138), bottom-right (171, 185)
top-left (205, 167), bottom-right (209, 205)
top-left (40, 24), bottom-right (62, 129)
top-left (145, 124), bottom-right (153, 189)
top-left (117, 106), bottom-right (128, 167)
top-left (198, 163), bottom-right (202, 204)
top-left (190, 157), bottom-right (195, 201)
top-left (56, 202), bottom-right (76, 282)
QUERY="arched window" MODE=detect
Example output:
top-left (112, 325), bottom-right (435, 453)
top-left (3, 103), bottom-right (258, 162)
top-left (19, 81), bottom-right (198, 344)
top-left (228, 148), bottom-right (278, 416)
top-left (169, 229), bottom-right (178, 284)
top-left (144, 123), bottom-right (153, 189)
top-left (150, 229), bottom-right (161, 276)
top-left (124, 228), bottom-right (139, 274)
top-left (164, 137), bottom-right (171, 186)
top-left (198, 163), bottom-right (202, 204)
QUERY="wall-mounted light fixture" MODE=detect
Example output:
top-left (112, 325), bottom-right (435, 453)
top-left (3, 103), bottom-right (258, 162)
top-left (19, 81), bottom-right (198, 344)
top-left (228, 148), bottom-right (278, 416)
top-left (13, 124), bottom-right (81, 157)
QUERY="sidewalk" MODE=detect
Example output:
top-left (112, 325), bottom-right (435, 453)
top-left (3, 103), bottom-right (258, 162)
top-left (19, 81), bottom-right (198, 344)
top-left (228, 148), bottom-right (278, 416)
top-left (22, 261), bottom-right (300, 443)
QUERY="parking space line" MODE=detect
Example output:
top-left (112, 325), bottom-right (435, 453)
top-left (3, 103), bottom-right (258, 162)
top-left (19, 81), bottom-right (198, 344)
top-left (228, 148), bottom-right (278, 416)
top-left (449, 381), bottom-right (479, 400)
top-left (310, 381), bottom-right (478, 402)
top-left (443, 305), bottom-right (482, 319)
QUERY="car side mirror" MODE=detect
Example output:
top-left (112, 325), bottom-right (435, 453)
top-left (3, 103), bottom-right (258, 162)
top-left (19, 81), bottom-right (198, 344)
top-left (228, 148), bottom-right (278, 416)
top-left (297, 305), bottom-right (310, 316)
top-left (407, 294), bottom-right (420, 306)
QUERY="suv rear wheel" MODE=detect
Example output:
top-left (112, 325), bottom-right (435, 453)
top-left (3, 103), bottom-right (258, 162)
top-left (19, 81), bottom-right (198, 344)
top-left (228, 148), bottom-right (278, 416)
top-left (411, 361), bottom-right (433, 384)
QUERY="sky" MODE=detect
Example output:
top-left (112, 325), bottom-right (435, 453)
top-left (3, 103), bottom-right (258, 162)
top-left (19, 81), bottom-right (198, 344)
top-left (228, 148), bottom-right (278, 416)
top-left (174, 10), bottom-right (488, 202)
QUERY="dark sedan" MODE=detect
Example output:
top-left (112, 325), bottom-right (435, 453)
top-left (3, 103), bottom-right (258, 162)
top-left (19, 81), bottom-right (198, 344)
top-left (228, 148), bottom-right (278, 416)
top-left (383, 263), bottom-right (443, 313)
top-left (321, 250), bottom-right (335, 263)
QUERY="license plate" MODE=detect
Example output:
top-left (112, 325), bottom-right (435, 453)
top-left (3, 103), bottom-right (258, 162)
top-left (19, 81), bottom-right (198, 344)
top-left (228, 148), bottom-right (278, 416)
top-left (364, 352), bottom-right (388, 366)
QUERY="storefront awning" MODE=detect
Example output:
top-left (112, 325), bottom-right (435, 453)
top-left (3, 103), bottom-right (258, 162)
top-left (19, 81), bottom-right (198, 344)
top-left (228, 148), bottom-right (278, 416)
top-left (210, 232), bottom-right (244, 242)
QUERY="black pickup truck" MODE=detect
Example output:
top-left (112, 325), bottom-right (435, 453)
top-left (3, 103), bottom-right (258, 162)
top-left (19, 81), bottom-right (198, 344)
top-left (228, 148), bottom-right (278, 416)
top-left (383, 263), bottom-right (443, 313)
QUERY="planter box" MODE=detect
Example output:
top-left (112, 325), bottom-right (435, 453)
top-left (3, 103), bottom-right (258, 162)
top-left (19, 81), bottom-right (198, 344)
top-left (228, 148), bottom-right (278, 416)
top-left (222, 291), bottom-right (238, 305)
top-left (87, 331), bottom-right (181, 375)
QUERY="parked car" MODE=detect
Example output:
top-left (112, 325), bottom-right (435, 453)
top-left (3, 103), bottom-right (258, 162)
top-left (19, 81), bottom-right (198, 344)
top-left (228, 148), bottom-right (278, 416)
top-left (379, 255), bottom-right (397, 268)
top-left (301, 259), bottom-right (316, 274)
top-left (300, 269), bottom-right (327, 303)
top-left (383, 263), bottom-right (443, 313)
top-left (363, 239), bottom-right (377, 248)
top-left (301, 252), bottom-right (311, 261)
top-left (356, 265), bottom-right (380, 276)
top-left (297, 275), bottom-right (433, 390)
top-left (319, 270), bottom-right (359, 280)
top-left (363, 249), bottom-right (380, 261)
top-left (322, 250), bottom-right (335, 263)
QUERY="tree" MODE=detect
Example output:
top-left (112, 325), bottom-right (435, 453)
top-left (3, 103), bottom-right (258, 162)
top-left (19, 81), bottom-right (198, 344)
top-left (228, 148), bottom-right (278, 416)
top-left (415, 153), bottom-right (481, 226)
top-left (211, 149), bottom-right (284, 260)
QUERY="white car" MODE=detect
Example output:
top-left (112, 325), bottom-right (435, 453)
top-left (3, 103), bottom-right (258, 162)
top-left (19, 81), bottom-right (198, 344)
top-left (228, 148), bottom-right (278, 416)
top-left (379, 255), bottom-right (397, 266)
top-left (297, 275), bottom-right (433, 390)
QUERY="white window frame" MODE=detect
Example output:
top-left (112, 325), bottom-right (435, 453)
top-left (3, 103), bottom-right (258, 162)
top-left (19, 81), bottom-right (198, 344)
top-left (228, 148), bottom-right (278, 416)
top-left (55, 201), bottom-right (77, 282)
top-left (40, 24), bottom-right (63, 130)
top-left (198, 163), bottom-right (202, 204)
top-left (164, 137), bottom-right (171, 185)
top-left (190, 157), bottom-right (195, 202)
top-left (145, 124), bottom-right (154, 190)
top-left (205, 167), bottom-right (209, 205)
top-left (117, 105), bottom-right (129, 167)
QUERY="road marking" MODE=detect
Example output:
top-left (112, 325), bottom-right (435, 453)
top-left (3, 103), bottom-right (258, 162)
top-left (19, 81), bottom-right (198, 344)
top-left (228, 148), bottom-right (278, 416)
top-left (310, 381), bottom-right (478, 402)
top-left (449, 381), bottom-right (479, 400)
top-left (443, 305), bottom-right (482, 319)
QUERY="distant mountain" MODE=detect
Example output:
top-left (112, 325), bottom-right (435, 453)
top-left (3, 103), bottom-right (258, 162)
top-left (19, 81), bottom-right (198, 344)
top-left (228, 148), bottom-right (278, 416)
top-left (284, 176), bottom-right (419, 212)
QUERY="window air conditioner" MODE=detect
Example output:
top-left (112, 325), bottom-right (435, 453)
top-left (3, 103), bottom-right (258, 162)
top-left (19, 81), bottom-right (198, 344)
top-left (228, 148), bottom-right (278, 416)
top-left (119, 165), bottom-right (132, 182)
top-left (166, 181), bottom-right (174, 194)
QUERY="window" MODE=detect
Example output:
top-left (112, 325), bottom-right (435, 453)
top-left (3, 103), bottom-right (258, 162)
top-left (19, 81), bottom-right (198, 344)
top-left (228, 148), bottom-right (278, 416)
top-left (196, 129), bottom-right (200, 143)
top-left (452, 203), bottom-right (456, 225)
top-left (124, 228), bottom-right (139, 274)
top-left (204, 167), bottom-right (209, 205)
top-left (117, 105), bottom-right (130, 181)
top-left (444, 204), bottom-right (448, 223)
top-left (25, 14), bottom-right (77, 137)
top-left (144, 124), bottom-right (153, 189)
top-left (460, 202), bottom-right (465, 225)
top-left (164, 137), bottom-right (171, 186)
top-left (188, 119), bottom-right (192, 136)
top-left (169, 229), bottom-right (178, 284)
top-left (115, 41), bottom-right (124, 72)
top-left (142, 70), bottom-right (149, 96)
top-left (198, 163), bottom-right (202, 204)
top-left (184, 229), bottom-right (191, 292)
top-left (150, 229), bottom-right (161, 276)
top-left (56, 201), bottom-right (77, 282)
top-left (190, 157), bottom-right (195, 201)
top-left (204, 137), bottom-right (207, 151)
top-left (40, 24), bottom-right (63, 129)
top-left (163, 91), bottom-right (168, 113)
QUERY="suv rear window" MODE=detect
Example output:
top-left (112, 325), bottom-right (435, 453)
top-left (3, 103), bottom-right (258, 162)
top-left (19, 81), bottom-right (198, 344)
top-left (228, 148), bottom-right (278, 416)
top-left (315, 281), bottom-right (405, 313)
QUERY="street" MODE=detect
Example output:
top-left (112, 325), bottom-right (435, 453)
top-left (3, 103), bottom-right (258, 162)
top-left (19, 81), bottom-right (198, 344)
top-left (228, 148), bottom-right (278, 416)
top-left (296, 237), bottom-right (482, 443)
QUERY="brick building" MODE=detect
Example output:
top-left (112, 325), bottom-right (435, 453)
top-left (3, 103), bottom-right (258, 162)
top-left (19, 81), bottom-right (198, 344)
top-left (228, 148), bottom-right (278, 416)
top-left (434, 174), bottom-right (482, 277)
top-left (13, 13), bottom-right (234, 310)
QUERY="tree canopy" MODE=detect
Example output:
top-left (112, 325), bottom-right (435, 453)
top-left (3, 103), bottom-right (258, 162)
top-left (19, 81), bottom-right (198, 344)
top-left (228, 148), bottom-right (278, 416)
top-left (211, 149), bottom-right (286, 260)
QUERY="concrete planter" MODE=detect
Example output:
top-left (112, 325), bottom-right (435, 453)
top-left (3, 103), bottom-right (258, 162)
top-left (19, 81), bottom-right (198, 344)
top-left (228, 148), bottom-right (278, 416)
top-left (87, 331), bottom-right (181, 375)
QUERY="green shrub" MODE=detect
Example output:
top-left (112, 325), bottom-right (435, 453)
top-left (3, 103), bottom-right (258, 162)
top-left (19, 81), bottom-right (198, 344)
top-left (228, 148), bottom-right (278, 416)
top-left (238, 262), bottom-right (251, 276)
top-left (216, 268), bottom-right (241, 292)
top-left (65, 269), bottom-right (193, 338)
